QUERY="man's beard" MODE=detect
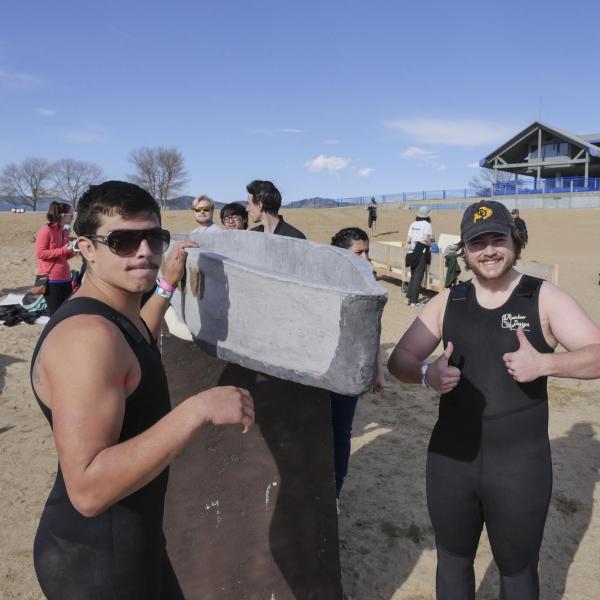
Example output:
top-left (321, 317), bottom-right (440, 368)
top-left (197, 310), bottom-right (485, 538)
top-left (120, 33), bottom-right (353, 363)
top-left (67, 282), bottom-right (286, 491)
top-left (464, 254), bottom-right (515, 281)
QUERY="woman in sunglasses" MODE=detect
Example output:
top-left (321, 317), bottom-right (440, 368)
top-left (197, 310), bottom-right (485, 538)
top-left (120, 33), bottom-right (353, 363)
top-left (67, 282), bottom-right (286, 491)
top-left (191, 194), bottom-right (221, 233)
top-left (34, 201), bottom-right (76, 315)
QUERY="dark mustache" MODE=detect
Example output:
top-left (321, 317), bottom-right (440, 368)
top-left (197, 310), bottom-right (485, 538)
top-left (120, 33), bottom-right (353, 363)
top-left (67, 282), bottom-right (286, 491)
top-left (126, 262), bottom-right (160, 270)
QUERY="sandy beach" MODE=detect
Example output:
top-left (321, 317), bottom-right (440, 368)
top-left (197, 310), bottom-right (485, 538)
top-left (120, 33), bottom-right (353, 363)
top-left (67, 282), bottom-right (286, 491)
top-left (1, 204), bottom-right (599, 599)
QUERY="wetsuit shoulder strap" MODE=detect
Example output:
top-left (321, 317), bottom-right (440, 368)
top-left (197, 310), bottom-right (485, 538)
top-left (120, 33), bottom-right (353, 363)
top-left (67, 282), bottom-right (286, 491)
top-left (449, 280), bottom-right (471, 301)
top-left (63, 297), bottom-right (146, 343)
top-left (515, 274), bottom-right (543, 298)
top-left (31, 297), bottom-right (146, 376)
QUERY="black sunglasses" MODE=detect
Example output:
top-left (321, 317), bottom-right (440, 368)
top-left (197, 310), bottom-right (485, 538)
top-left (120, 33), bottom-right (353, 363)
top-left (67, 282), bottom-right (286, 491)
top-left (82, 227), bottom-right (171, 256)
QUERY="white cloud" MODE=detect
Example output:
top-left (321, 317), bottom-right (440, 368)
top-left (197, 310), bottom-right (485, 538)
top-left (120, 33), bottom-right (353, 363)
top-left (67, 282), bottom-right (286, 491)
top-left (305, 154), bottom-right (350, 173)
top-left (324, 139), bottom-right (341, 145)
top-left (251, 127), bottom-right (303, 135)
top-left (385, 117), bottom-right (516, 147)
top-left (401, 146), bottom-right (446, 172)
top-left (466, 161), bottom-right (481, 168)
top-left (357, 167), bottom-right (374, 177)
top-left (65, 129), bottom-right (108, 143)
top-left (35, 107), bottom-right (55, 117)
top-left (0, 69), bottom-right (41, 91)
top-left (402, 146), bottom-right (438, 159)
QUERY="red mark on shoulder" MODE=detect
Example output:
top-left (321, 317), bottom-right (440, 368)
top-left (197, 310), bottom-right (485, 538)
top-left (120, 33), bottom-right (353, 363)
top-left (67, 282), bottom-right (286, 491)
top-left (112, 373), bottom-right (141, 388)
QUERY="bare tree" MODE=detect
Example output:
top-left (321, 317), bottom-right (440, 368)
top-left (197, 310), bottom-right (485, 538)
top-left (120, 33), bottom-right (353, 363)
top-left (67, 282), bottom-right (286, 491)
top-left (469, 168), bottom-right (515, 194)
top-left (0, 157), bottom-right (55, 211)
top-left (128, 147), bottom-right (188, 209)
top-left (52, 159), bottom-right (104, 208)
top-left (129, 147), bottom-right (159, 199)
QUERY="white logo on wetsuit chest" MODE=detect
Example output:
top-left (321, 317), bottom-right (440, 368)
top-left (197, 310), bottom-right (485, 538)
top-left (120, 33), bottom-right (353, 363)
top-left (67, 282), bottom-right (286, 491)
top-left (501, 313), bottom-right (530, 331)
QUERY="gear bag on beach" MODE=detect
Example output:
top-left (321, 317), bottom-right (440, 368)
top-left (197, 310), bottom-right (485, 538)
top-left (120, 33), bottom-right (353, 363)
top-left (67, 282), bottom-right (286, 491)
top-left (31, 263), bottom-right (55, 295)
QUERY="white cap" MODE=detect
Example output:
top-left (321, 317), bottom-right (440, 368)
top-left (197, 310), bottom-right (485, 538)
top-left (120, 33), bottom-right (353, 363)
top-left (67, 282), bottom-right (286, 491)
top-left (417, 206), bottom-right (431, 218)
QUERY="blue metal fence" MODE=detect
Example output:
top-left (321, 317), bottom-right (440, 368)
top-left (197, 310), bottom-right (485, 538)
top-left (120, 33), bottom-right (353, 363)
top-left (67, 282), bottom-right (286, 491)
top-left (493, 176), bottom-right (600, 195)
top-left (290, 176), bottom-right (600, 208)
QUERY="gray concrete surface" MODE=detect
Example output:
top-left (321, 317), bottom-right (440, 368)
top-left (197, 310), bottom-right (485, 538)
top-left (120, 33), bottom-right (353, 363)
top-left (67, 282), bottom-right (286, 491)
top-left (165, 230), bottom-right (387, 395)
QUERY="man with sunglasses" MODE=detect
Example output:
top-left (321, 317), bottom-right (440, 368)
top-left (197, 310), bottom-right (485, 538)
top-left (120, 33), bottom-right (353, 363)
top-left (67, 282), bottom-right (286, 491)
top-left (388, 200), bottom-right (600, 599)
top-left (30, 180), bottom-right (255, 599)
top-left (191, 194), bottom-right (221, 233)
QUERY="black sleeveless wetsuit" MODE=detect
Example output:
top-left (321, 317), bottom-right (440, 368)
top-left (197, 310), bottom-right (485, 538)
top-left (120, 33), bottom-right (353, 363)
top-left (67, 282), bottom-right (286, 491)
top-left (427, 276), bottom-right (554, 599)
top-left (30, 297), bottom-right (184, 600)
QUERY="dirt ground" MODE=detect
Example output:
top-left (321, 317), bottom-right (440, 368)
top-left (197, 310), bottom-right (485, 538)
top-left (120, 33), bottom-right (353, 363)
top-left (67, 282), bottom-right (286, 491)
top-left (1, 205), bottom-right (599, 599)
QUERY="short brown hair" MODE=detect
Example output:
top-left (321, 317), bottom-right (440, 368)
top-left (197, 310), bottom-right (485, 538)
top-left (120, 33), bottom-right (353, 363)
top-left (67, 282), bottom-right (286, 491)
top-left (47, 201), bottom-right (72, 224)
top-left (74, 181), bottom-right (160, 236)
top-left (246, 180), bottom-right (281, 215)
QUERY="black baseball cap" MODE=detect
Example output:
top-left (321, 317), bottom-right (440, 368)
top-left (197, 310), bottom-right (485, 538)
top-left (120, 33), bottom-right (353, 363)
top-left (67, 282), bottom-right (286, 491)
top-left (460, 201), bottom-right (513, 243)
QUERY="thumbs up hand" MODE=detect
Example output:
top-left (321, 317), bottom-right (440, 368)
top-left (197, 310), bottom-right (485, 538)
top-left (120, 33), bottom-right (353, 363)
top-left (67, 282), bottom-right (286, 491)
top-left (427, 341), bottom-right (462, 394)
top-left (503, 327), bottom-right (540, 383)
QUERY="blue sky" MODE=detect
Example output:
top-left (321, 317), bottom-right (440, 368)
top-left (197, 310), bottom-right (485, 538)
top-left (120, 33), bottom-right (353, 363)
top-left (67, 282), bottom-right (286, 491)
top-left (1, 0), bottom-right (599, 204)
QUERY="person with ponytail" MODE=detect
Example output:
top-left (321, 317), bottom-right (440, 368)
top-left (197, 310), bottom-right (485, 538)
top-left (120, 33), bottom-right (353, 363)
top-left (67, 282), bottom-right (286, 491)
top-left (34, 201), bottom-right (76, 315)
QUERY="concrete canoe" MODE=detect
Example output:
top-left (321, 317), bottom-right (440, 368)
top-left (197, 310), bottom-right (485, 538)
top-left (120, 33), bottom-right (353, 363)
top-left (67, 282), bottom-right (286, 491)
top-left (165, 230), bottom-right (387, 395)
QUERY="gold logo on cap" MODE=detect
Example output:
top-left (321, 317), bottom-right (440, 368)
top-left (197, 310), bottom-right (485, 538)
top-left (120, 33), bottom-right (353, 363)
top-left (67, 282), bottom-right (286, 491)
top-left (473, 206), bottom-right (493, 223)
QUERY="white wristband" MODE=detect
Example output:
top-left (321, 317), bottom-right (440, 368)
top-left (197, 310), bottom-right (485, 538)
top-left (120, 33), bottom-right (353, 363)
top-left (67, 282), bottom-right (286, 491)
top-left (154, 285), bottom-right (174, 300)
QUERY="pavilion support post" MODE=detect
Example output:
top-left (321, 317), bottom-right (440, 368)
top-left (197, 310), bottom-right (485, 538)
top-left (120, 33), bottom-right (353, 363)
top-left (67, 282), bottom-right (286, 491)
top-left (585, 155), bottom-right (589, 188)
top-left (536, 127), bottom-right (542, 187)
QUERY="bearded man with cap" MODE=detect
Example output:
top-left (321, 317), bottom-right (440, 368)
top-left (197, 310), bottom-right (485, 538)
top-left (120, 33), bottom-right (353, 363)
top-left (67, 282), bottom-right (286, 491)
top-left (405, 205), bottom-right (434, 306)
top-left (388, 200), bottom-right (600, 599)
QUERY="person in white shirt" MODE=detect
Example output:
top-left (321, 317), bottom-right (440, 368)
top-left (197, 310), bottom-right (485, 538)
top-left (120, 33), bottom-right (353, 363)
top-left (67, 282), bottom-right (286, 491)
top-left (190, 195), bottom-right (221, 233)
top-left (405, 206), bottom-right (434, 307)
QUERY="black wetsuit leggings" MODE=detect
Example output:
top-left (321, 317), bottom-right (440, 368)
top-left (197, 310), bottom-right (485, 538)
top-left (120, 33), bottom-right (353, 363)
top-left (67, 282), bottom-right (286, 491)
top-left (426, 402), bottom-right (552, 600)
top-left (44, 281), bottom-right (72, 316)
top-left (35, 527), bottom-right (184, 600)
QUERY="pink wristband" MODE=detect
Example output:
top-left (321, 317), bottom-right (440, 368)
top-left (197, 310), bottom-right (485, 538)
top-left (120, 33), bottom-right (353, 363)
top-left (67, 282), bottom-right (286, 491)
top-left (158, 278), bottom-right (176, 293)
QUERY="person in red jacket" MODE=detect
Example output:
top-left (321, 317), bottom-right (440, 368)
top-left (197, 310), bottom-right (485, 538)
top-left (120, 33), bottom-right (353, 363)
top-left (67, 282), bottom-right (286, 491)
top-left (35, 202), bottom-right (76, 315)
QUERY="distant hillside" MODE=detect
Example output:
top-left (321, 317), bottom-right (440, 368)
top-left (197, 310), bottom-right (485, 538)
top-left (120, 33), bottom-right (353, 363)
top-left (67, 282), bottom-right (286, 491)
top-left (165, 196), bottom-right (195, 210)
top-left (285, 196), bottom-right (357, 208)
top-left (164, 196), bottom-right (227, 210)
top-left (0, 195), bottom-right (228, 212)
top-left (1, 193), bottom-right (363, 212)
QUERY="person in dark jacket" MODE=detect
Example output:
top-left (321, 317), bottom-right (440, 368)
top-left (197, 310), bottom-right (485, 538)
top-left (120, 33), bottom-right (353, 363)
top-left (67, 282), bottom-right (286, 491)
top-left (246, 180), bottom-right (305, 239)
top-left (511, 208), bottom-right (528, 243)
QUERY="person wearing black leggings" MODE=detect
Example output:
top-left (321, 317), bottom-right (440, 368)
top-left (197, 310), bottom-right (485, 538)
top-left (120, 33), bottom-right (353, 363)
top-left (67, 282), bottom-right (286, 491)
top-left (388, 201), bottom-right (600, 599)
top-left (34, 201), bottom-right (76, 315)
